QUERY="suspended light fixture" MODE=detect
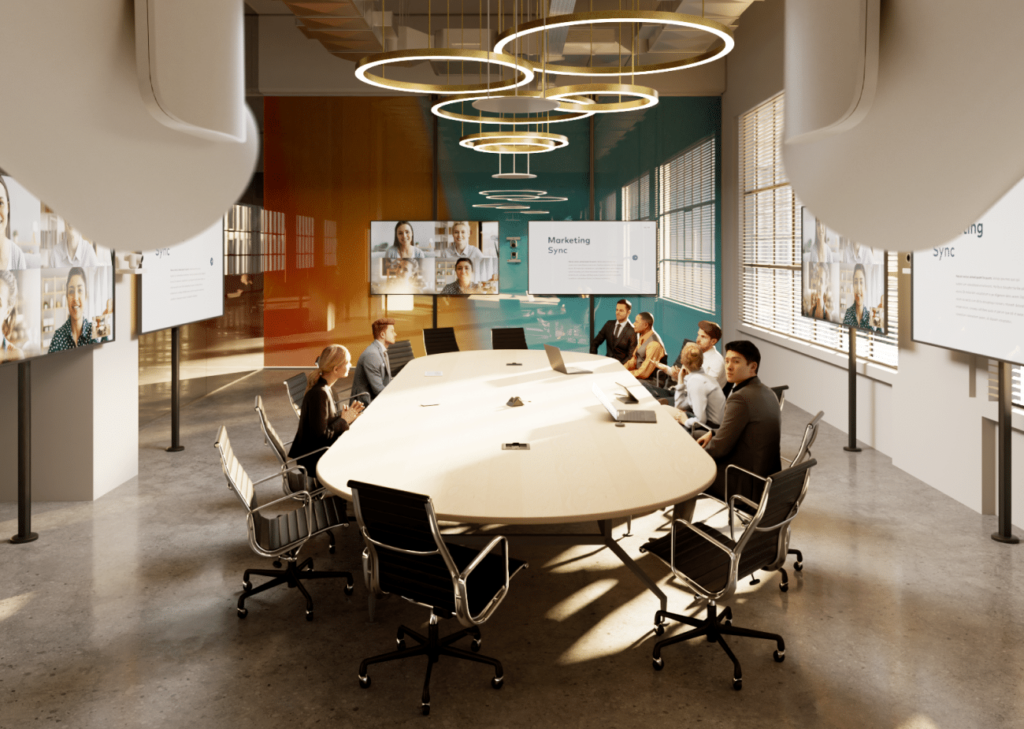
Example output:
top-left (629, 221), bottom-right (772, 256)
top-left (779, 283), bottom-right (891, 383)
top-left (459, 131), bottom-right (568, 154)
top-left (492, 154), bottom-right (537, 180)
top-left (432, 92), bottom-right (594, 126)
top-left (544, 83), bottom-right (659, 114)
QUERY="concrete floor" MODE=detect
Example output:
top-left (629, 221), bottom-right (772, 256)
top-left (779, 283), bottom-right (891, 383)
top-left (2, 369), bottom-right (1023, 728)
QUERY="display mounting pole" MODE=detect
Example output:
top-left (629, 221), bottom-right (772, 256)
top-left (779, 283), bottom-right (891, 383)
top-left (11, 361), bottom-right (38, 544)
top-left (844, 326), bottom-right (861, 453)
top-left (167, 326), bottom-right (185, 452)
top-left (992, 360), bottom-right (1019, 544)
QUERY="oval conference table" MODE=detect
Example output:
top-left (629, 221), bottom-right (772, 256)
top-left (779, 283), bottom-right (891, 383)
top-left (317, 349), bottom-right (716, 614)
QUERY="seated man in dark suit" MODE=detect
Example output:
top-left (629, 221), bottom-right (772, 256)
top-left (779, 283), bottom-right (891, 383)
top-left (351, 317), bottom-right (396, 404)
top-left (590, 298), bottom-right (634, 364)
top-left (695, 340), bottom-right (781, 508)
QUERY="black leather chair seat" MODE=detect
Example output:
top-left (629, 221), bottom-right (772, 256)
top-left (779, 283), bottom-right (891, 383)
top-left (255, 495), bottom-right (347, 553)
top-left (642, 523), bottom-right (735, 595)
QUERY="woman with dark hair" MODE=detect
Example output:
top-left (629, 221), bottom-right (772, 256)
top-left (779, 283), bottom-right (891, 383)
top-left (842, 263), bottom-right (882, 331)
top-left (0, 176), bottom-right (29, 271)
top-left (440, 257), bottom-right (478, 294)
top-left (47, 267), bottom-right (110, 352)
top-left (288, 344), bottom-right (363, 482)
top-left (384, 221), bottom-right (424, 259)
top-left (0, 270), bottom-right (23, 361)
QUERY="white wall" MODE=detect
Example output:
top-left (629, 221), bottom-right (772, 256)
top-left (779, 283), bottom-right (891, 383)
top-left (720, 0), bottom-right (1023, 529)
top-left (0, 274), bottom-right (138, 502)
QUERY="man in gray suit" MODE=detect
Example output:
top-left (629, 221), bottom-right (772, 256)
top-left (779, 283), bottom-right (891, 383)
top-left (696, 340), bottom-right (781, 506)
top-left (351, 317), bottom-right (396, 404)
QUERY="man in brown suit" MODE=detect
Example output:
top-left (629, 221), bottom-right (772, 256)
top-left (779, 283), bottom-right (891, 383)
top-left (696, 340), bottom-right (781, 505)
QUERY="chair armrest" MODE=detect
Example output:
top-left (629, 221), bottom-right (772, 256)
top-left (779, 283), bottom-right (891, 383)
top-left (279, 446), bottom-right (330, 470)
top-left (780, 455), bottom-right (794, 466)
top-left (456, 536), bottom-right (510, 625)
top-left (724, 465), bottom-right (769, 539)
top-left (340, 391), bottom-right (372, 406)
top-left (251, 464), bottom-right (307, 487)
top-left (251, 488), bottom-right (310, 514)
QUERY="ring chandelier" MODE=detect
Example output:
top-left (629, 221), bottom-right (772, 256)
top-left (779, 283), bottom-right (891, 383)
top-left (354, 49), bottom-right (535, 95)
top-left (459, 131), bottom-right (569, 155)
top-left (544, 83), bottom-right (659, 114)
top-left (493, 11), bottom-right (735, 78)
top-left (473, 189), bottom-right (565, 211)
top-left (432, 92), bottom-right (595, 126)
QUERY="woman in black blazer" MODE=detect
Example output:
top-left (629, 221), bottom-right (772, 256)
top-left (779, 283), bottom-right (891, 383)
top-left (288, 344), bottom-right (363, 485)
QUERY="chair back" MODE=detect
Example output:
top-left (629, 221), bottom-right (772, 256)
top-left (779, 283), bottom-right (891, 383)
top-left (491, 327), bottom-right (528, 350)
top-left (791, 411), bottom-right (824, 465)
top-left (770, 384), bottom-right (789, 410)
top-left (214, 426), bottom-right (257, 511)
top-left (284, 373), bottom-right (307, 418)
top-left (735, 458), bottom-right (816, 579)
top-left (254, 395), bottom-right (289, 466)
top-left (349, 480), bottom-right (459, 612)
top-left (423, 327), bottom-right (459, 355)
top-left (388, 339), bottom-right (415, 376)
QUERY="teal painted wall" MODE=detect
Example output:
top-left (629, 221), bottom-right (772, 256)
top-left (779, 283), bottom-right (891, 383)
top-left (434, 96), bottom-right (721, 356)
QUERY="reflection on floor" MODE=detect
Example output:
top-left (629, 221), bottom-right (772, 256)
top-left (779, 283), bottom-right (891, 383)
top-left (2, 369), bottom-right (1023, 728)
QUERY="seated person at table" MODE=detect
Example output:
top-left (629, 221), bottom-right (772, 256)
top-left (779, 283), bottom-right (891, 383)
top-left (669, 343), bottom-right (726, 431)
top-left (624, 311), bottom-right (665, 384)
top-left (655, 320), bottom-right (726, 391)
top-left (590, 298), bottom-right (634, 364)
top-left (693, 340), bottom-right (781, 508)
top-left (289, 344), bottom-right (363, 485)
top-left (352, 317), bottom-right (396, 403)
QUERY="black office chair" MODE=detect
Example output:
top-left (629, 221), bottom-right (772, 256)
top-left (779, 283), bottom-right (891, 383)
top-left (654, 338), bottom-right (695, 391)
top-left (388, 339), bottom-right (415, 376)
top-left (423, 327), bottom-right (459, 355)
top-left (351, 480), bottom-right (527, 715)
top-left (254, 395), bottom-right (311, 496)
top-left (770, 384), bottom-right (789, 410)
top-left (779, 411), bottom-right (823, 575)
top-left (640, 458), bottom-right (816, 689)
top-left (214, 426), bottom-right (354, 621)
top-left (491, 327), bottom-right (528, 350)
top-left (284, 372), bottom-right (307, 419)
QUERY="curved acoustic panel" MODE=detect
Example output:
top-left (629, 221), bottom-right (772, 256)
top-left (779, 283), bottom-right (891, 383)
top-left (782, 0), bottom-right (1024, 251)
top-left (135, 0), bottom-right (247, 143)
top-left (0, 1), bottom-right (257, 253)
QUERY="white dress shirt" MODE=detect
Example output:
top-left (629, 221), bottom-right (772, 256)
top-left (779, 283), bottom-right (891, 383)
top-left (701, 345), bottom-right (726, 389)
top-left (676, 370), bottom-right (726, 429)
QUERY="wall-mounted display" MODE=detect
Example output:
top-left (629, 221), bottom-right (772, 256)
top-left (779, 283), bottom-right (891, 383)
top-left (369, 220), bottom-right (500, 295)
top-left (800, 207), bottom-right (887, 334)
top-left (139, 221), bottom-right (225, 334)
top-left (0, 174), bottom-right (115, 364)
top-left (913, 176), bottom-right (1024, 365)
top-left (527, 221), bottom-right (657, 296)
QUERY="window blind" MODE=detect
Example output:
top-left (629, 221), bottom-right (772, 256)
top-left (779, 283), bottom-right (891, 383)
top-left (224, 204), bottom-right (262, 276)
top-left (987, 361), bottom-right (1024, 406)
top-left (621, 173), bottom-right (650, 222)
top-left (658, 136), bottom-right (717, 312)
top-left (739, 94), bottom-right (899, 369)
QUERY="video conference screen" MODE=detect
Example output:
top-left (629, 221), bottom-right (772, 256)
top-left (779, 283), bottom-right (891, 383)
top-left (369, 220), bottom-right (500, 295)
top-left (800, 207), bottom-right (887, 335)
top-left (0, 173), bottom-right (115, 365)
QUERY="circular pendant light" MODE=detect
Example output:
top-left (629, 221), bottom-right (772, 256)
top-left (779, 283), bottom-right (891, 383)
top-left (460, 131), bottom-right (569, 155)
top-left (493, 11), bottom-right (734, 77)
top-left (355, 49), bottom-right (535, 95)
top-left (544, 83), bottom-right (659, 114)
top-left (433, 92), bottom-right (594, 126)
top-left (473, 96), bottom-right (560, 114)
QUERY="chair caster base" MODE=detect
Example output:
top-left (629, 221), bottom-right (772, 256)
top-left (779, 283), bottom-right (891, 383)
top-left (491, 675), bottom-right (504, 689)
top-left (421, 703), bottom-right (430, 716)
top-left (305, 610), bottom-right (314, 622)
top-left (359, 674), bottom-right (371, 689)
top-left (344, 582), bottom-right (355, 596)
top-left (733, 677), bottom-right (742, 691)
top-left (773, 649), bottom-right (785, 662)
top-left (237, 608), bottom-right (248, 619)
top-left (471, 638), bottom-right (482, 653)
top-left (652, 656), bottom-right (664, 671)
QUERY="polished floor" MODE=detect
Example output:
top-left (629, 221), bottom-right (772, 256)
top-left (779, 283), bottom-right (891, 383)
top-left (2, 370), bottom-right (1022, 728)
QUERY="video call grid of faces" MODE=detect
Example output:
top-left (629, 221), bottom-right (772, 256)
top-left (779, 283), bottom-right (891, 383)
top-left (0, 175), bottom-right (114, 363)
top-left (369, 220), bottom-right (500, 295)
top-left (800, 207), bottom-right (887, 335)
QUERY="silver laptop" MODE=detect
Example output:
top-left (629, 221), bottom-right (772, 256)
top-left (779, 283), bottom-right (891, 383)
top-left (592, 383), bottom-right (657, 423)
top-left (544, 344), bottom-right (592, 375)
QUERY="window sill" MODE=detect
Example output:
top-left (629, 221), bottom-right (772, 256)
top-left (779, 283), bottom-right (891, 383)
top-left (737, 324), bottom-right (898, 387)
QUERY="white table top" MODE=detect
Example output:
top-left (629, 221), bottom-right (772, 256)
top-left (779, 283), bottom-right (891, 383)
top-left (317, 349), bottom-right (716, 525)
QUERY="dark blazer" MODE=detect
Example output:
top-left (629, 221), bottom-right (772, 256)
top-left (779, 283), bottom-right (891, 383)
top-left (591, 319), bottom-right (635, 363)
top-left (288, 377), bottom-right (349, 482)
top-left (351, 340), bottom-right (391, 403)
top-left (704, 376), bottom-right (781, 505)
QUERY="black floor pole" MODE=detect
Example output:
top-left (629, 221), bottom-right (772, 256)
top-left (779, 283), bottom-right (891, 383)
top-left (844, 327), bottom-right (861, 453)
top-left (589, 297), bottom-right (595, 347)
top-left (992, 360), bottom-right (1019, 544)
top-left (167, 326), bottom-right (185, 453)
top-left (11, 361), bottom-right (38, 544)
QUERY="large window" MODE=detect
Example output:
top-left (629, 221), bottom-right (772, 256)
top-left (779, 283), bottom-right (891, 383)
top-left (622, 173), bottom-right (650, 221)
top-left (739, 94), bottom-right (899, 369)
top-left (657, 136), bottom-right (717, 312)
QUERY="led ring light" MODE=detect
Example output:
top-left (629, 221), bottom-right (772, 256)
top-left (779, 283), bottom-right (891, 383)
top-left (493, 11), bottom-right (734, 77)
top-left (355, 49), bottom-right (534, 95)
top-left (460, 131), bottom-right (569, 155)
top-left (544, 83), bottom-right (659, 114)
top-left (432, 92), bottom-right (595, 125)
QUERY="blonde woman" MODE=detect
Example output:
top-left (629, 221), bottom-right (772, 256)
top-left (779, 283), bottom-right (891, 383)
top-left (288, 344), bottom-right (364, 482)
top-left (672, 342), bottom-right (726, 431)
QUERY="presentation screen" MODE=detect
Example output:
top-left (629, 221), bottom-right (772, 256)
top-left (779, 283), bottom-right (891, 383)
top-left (527, 221), bottom-right (657, 295)
top-left (0, 173), bottom-right (115, 366)
top-left (800, 207), bottom-right (888, 335)
top-left (140, 221), bottom-right (225, 334)
top-left (369, 220), bottom-right (500, 295)
top-left (913, 177), bottom-right (1024, 365)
